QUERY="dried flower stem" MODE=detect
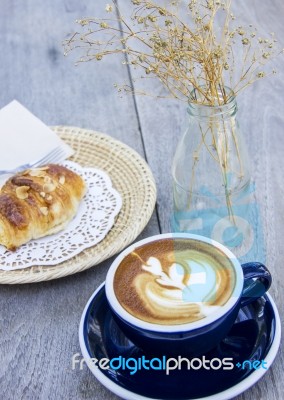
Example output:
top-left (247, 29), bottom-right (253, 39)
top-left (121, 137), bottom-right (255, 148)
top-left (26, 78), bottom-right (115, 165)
top-left (64, 0), bottom-right (282, 104)
top-left (63, 0), bottom-right (283, 224)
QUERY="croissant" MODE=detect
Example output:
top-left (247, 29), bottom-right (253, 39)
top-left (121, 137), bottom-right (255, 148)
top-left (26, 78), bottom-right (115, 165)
top-left (0, 164), bottom-right (86, 250)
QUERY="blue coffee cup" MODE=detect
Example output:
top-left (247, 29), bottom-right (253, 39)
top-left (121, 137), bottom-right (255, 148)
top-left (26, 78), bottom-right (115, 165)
top-left (105, 233), bottom-right (271, 356)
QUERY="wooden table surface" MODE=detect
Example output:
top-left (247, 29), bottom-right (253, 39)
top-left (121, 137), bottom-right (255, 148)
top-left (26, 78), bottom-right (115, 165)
top-left (0, 1), bottom-right (283, 399)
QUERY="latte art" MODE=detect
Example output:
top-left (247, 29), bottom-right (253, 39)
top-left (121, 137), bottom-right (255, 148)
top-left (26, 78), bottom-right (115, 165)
top-left (114, 238), bottom-right (236, 325)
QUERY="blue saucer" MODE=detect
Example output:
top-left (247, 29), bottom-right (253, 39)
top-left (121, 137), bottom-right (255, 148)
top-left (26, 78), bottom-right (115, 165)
top-left (79, 283), bottom-right (281, 400)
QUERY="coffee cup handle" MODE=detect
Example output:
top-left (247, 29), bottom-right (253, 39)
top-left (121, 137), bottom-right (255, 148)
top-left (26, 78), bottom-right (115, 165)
top-left (240, 262), bottom-right (272, 307)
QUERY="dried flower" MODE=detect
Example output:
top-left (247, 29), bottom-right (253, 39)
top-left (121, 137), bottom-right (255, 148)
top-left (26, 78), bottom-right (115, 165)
top-left (76, 19), bottom-right (89, 26)
top-left (105, 4), bottom-right (113, 12)
top-left (237, 28), bottom-right (245, 36)
top-left (100, 22), bottom-right (109, 29)
top-left (64, 0), bottom-right (283, 105)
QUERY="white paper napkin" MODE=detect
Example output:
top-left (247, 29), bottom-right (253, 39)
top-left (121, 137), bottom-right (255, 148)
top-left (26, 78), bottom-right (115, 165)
top-left (0, 100), bottom-right (74, 170)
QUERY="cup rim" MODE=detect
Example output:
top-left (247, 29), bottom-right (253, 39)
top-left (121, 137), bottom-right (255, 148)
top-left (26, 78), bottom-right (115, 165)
top-left (105, 233), bottom-right (243, 333)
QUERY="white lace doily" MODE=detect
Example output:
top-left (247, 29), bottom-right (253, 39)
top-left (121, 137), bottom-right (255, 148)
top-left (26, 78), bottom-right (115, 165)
top-left (0, 161), bottom-right (122, 270)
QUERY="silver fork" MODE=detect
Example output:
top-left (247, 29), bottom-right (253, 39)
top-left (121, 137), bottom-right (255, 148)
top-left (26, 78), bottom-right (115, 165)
top-left (0, 146), bottom-right (66, 175)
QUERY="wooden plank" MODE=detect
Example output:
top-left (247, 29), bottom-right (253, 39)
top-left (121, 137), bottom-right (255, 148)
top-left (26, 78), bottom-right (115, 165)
top-left (0, 0), bottom-right (283, 399)
top-left (228, 3), bottom-right (284, 398)
top-left (0, 1), bottom-right (159, 399)
top-left (118, 0), bottom-right (284, 399)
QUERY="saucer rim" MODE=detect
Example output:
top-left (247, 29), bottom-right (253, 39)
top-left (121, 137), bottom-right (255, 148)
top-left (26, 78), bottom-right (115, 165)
top-left (79, 282), bottom-right (281, 400)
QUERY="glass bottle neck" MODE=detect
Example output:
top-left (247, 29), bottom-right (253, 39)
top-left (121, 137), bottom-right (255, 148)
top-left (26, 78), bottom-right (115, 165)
top-left (188, 86), bottom-right (237, 120)
top-left (187, 100), bottom-right (237, 120)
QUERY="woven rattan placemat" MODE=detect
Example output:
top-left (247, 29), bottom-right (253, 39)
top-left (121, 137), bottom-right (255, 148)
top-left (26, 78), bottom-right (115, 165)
top-left (0, 126), bottom-right (157, 284)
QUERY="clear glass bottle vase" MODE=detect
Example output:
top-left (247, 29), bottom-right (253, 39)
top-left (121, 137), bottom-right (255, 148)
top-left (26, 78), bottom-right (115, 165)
top-left (172, 88), bottom-right (253, 259)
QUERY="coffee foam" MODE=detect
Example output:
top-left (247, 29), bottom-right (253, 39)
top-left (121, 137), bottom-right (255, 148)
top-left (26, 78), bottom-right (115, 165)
top-left (113, 238), bottom-right (236, 325)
